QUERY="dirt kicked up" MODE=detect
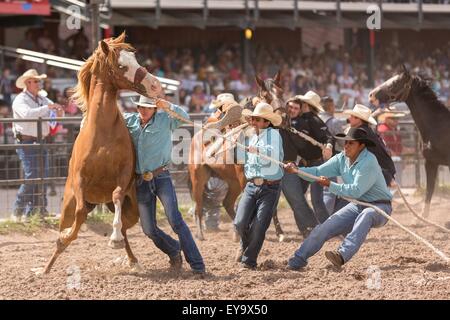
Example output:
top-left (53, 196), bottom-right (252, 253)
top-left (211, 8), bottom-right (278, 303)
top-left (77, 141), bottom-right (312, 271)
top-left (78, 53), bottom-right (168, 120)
top-left (0, 194), bottom-right (449, 300)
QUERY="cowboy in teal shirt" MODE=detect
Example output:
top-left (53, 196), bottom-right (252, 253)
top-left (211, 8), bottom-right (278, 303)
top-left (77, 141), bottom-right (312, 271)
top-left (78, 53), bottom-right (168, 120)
top-left (286, 127), bottom-right (393, 270)
top-left (243, 126), bottom-right (284, 181)
top-left (124, 99), bottom-right (188, 173)
top-left (124, 95), bottom-right (205, 275)
top-left (299, 148), bottom-right (392, 203)
top-left (234, 102), bottom-right (284, 270)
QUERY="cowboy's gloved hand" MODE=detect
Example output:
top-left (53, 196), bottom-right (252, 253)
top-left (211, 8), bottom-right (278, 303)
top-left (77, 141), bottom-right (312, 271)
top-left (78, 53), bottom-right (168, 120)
top-left (322, 146), bottom-right (333, 160)
top-left (155, 98), bottom-right (171, 111)
top-left (317, 176), bottom-right (330, 187)
top-left (284, 162), bottom-right (298, 174)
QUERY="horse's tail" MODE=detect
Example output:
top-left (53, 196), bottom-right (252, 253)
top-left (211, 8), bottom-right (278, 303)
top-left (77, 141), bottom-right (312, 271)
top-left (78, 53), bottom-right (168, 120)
top-left (186, 170), bottom-right (193, 199)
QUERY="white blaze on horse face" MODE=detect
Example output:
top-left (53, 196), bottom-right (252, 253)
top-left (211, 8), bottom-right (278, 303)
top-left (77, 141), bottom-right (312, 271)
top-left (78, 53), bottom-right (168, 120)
top-left (118, 50), bottom-right (139, 82)
top-left (383, 74), bottom-right (400, 89)
top-left (117, 50), bottom-right (162, 97)
top-left (369, 74), bottom-right (400, 106)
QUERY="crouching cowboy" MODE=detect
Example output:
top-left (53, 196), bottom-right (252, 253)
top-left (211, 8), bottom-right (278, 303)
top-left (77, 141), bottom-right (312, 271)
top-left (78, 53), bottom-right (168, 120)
top-left (286, 127), bottom-right (392, 270)
top-left (234, 102), bottom-right (284, 270)
top-left (125, 95), bottom-right (205, 275)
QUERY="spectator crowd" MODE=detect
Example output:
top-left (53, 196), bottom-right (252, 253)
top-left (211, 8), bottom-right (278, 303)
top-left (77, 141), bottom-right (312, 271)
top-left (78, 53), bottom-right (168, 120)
top-left (1, 28), bottom-right (449, 121)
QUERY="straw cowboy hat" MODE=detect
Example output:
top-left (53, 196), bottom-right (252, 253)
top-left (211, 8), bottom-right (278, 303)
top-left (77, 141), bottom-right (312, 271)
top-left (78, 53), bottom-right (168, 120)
top-left (287, 91), bottom-right (324, 113)
top-left (335, 127), bottom-right (375, 147)
top-left (344, 104), bottom-right (377, 126)
top-left (242, 102), bottom-right (282, 126)
top-left (16, 69), bottom-right (47, 89)
top-left (132, 95), bottom-right (157, 108)
top-left (377, 112), bottom-right (405, 123)
top-left (209, 93), bottom-right (237, 111)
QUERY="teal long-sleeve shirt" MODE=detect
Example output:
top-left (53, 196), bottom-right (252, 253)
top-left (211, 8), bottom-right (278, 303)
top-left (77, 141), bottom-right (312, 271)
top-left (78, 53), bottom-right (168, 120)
top-left (124, 104), bottom-right (189, 174)
top-left (299, 148), bottom-right (392, 202)
top-left (243, 127), bottom-right (284, 181)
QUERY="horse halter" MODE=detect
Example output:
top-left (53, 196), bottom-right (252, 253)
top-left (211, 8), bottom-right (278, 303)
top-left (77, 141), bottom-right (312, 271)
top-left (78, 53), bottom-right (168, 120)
top-left (134, 66), bottom-right (148, 86)
top-left (383, 75), bottom-right (414, 102)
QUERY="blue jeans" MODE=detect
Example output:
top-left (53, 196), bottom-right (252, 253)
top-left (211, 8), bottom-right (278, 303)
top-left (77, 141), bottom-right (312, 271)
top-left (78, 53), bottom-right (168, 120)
top-left (234, 182), bottom-right (281, 268)
top-left (288, 202), bottom-right (392, 268)
top-left (323, 177), bottom-right (337, 215)
top-left (280, 172), bottom-right (318, 232)
top-left (323, 177), bottom-right (349, 215)
top-left (13, 141), bottom-right (48, 216)
top-left (136, 171), bottom-right (205, 272)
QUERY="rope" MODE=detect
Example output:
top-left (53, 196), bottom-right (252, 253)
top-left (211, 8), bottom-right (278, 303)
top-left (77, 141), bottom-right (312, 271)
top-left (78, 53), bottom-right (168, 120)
top-left (166, 108), bottom-right (449, 263)
top-left (290, 167), bottom-right (449, 263)
top-left (392, 181), bottom-right (450, 234)
top-left (288, 127), bottom-right (326, 150)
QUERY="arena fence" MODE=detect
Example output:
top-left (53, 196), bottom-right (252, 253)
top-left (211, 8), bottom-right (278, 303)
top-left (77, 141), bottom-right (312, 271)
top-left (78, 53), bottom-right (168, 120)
top-left (0, 115), bottom-right (449, 219)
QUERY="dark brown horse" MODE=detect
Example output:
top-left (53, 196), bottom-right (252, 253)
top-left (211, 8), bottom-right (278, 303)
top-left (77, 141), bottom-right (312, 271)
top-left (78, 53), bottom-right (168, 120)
top-left (369, 65), bottom-right (450, 218)
top-left (40, 33), bottom-right (163, 273)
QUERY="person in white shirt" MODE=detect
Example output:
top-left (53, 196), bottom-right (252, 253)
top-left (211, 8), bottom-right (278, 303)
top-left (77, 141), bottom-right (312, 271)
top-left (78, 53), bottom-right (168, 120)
top-left (12, 69), bottom-right (63, 222)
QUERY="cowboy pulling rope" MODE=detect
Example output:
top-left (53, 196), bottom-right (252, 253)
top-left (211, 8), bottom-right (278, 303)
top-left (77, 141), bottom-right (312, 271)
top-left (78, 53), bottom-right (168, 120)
top-left (164, 106), bottom-right (449, 263)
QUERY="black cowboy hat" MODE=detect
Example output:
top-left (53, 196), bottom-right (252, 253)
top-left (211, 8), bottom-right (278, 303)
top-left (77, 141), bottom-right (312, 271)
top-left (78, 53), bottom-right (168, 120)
top-left (334, 127), bottom-right (376, 147)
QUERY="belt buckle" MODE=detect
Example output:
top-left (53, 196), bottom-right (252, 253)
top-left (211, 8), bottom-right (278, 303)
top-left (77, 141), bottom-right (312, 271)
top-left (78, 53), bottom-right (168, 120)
top-left (142, 171), bottom-right (154, 181)
top-left (253, 178), bottom-right (263, 186)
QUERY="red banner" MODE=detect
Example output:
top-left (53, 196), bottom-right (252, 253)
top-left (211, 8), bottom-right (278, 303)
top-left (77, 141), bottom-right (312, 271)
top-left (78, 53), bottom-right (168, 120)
top-left (0, 0), bottom-right (50, 16)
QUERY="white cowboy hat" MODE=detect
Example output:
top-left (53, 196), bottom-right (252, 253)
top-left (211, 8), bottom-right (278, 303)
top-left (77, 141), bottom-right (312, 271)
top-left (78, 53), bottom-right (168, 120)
top-left (16, 69), bottom-right (47, 89)
top-left (377, 112), bottom-right (405, 123)
top-left (132, 95), bottom-right (157, 108)
top-left (242, 102), bottom-right (282, 127)
top-left (344, 104), bottom-right (377, 126)
top-left (287, 91), bottom-right (324, 112)
top-left (209, 93), bottom-right (237, 110)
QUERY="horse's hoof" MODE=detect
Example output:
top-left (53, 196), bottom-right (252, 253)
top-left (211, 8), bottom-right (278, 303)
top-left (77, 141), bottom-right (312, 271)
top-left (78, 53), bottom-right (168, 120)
top-left (129, 262), bottom-right (143, 272)
top-left (278, 234), bottom-right (285, 242)
top-left (196, 233), bottom-right (205, 241)
top-left (108, 239), bottom-right (125, 249)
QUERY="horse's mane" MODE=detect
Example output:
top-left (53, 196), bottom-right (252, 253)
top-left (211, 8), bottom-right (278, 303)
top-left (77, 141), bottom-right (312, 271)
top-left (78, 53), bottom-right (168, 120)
top-left (412, 74), bottom-right (450, 113)
top-left (72, 32), bottom-right (134, 113)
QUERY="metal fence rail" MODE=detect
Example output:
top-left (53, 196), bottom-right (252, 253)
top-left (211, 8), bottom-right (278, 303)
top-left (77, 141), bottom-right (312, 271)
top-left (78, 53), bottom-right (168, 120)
top-left (1, 115), bottom-right (449, 219)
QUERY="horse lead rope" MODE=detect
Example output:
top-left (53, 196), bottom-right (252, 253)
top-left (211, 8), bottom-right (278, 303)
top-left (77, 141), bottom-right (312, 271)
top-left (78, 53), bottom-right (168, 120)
top-left (165, 108), bottom-right (449, 263)
top-left (392, 182), bottom-right (450, 234)
top-left (287, 127), bottom-right (326, 150)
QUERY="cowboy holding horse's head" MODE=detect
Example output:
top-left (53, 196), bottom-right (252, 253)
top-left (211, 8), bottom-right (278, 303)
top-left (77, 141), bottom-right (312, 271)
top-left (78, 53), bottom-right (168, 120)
top-left (124, 94), bottom-right (206, 276)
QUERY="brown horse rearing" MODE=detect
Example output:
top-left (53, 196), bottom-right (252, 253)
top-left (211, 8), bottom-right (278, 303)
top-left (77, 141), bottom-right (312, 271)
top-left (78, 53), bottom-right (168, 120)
top-left (41, 32), bottom-right (163, 273)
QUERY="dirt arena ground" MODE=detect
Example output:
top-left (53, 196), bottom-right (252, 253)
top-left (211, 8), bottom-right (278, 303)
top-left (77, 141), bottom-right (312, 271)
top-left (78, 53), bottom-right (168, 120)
top-left (0, 192), bottom-right (449, 300)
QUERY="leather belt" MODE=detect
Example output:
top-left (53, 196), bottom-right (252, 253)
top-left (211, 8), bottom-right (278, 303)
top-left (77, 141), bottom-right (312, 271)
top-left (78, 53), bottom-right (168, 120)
top-left (16, 133), bottom-right (38, 142)
top-left (249, 178), bottom-right (281, 186)
top-left (16, 133), bottom-right (51, 143)
top-left (137, 166), bottom-right (167, 181)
